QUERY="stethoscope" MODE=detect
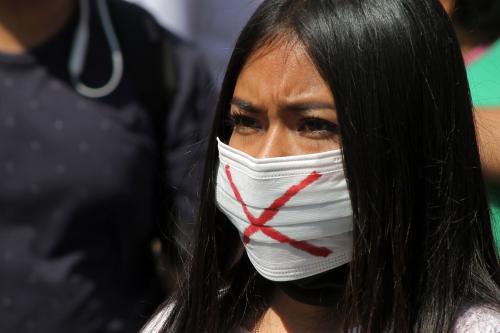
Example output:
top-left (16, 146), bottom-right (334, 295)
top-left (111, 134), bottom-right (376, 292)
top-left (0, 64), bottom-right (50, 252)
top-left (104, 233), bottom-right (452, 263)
top-left (68, 0), bottom-right (123, 98)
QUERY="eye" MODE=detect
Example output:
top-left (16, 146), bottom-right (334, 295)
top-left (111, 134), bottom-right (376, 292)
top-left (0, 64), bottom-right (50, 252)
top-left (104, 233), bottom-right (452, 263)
top-left (298, 117), bottom-right (339, 137)
top-left (226, 113), bottom-right (262, 134)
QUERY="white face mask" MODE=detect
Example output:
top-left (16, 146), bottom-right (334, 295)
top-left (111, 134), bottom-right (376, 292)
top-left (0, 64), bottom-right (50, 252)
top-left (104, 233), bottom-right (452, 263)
top-left (215, 138), bottom-right (353, 282)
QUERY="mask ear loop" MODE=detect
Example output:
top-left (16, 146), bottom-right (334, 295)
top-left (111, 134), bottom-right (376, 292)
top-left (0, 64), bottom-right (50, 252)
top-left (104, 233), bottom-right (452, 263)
top-left (68, 0), bottom-right (124, 98)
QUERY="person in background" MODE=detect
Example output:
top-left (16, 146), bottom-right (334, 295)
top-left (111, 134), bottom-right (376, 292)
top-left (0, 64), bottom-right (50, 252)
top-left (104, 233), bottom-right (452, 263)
top-left (144, 0), bottom-right (499, 332)
top-left (0, 0), bottom-right (214, 332)
top-left (127, 0), bottom-right (263, 83)
top-left (440, 0), bottom-right (500, 251)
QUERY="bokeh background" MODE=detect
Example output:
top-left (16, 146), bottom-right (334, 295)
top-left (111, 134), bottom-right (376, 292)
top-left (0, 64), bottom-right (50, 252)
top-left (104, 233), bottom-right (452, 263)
top-left (127, 0), bottom-right (263, 83)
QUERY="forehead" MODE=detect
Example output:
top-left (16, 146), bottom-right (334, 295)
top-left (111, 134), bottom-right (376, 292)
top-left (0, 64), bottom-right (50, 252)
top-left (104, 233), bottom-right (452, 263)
top-left (234, 38), bottom-right (331, 101)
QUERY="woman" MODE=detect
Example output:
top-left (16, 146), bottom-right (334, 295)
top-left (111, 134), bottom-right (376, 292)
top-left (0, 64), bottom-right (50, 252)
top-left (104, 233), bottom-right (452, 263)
top-left (145, 0), bottom-right (500, 332)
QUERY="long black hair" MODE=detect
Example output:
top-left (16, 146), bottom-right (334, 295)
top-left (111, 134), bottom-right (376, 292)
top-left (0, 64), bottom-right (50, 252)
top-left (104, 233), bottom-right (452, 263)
top-left (159, 0), bottom-right (500, 332)
top-left (453, 0), bottom-right (500, 42)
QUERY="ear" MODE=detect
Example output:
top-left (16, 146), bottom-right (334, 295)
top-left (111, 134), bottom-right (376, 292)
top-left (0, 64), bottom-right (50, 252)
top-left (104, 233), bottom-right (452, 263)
top-left (439, 0), bottom-right (455, 16)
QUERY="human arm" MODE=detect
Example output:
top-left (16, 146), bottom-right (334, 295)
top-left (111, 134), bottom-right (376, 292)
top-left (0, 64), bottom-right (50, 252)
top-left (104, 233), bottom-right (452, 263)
top-left (475, 108), bottom-right (500, 183)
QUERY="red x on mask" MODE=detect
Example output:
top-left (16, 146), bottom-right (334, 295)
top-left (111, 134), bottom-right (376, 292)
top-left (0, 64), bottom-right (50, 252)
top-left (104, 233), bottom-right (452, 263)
top-left (225, 165), bottom-right (332, 257)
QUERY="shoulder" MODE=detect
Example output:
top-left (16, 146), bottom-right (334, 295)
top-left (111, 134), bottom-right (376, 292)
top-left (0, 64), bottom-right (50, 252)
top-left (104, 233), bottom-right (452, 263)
top-left (107, 0), bottom-right (214, 110)
top-left (141, 304), bottom-right (173, 333)
top-left (108, 1), bottom-right (210, 82)
top-left (141, 304), bottom-right (250, 333)
top-left (108, 0), bottom-right (196, 49)
top-left (107, 0), bottom-right (159, 28)
top-left (453, 305), bottom-right (500, 333)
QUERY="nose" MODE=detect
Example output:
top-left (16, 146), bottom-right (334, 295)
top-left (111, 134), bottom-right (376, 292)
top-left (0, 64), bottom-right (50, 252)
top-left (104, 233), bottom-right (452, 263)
top-left (254, 127), bottom-right (292, 159)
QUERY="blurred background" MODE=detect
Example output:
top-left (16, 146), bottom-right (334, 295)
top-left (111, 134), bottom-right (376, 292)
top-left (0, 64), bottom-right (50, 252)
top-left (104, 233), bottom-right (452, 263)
top-left (1, 1), bottom-right (499, 333)
top-left (0, 1), bottom-right (264, 332)
top-left (127, 0), bottom-right (262, 83)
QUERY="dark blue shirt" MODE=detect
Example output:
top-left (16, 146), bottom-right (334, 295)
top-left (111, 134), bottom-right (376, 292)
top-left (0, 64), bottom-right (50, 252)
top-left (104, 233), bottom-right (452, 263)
top-left (0, 1), bottom-right (214, 332)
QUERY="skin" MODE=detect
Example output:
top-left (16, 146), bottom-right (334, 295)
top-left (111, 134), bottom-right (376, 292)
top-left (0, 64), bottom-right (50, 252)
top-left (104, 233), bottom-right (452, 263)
top-left (229, 39), bottom-right (340, 332)
top-left (476, 109), bottom-right (500, 182)
top-left (0, 0), bottom-right (75, 54)
top-left (439, 0), bottom-right (455, 16)
top-left (229, 39), bottom-right (340, 157)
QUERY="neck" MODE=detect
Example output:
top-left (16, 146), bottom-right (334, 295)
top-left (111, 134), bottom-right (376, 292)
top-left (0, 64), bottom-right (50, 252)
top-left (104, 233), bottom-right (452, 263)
top-left (255, 288), bottom-right (340, 333)
top-left (0, 0), bottom-right (76, 54)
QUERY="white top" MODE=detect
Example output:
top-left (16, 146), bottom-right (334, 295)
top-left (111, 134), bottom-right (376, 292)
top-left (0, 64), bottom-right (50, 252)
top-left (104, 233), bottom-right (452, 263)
top-left (453, 306), bottom-right (500, 333)
top-left (141, 305), bottom-right (500, 333)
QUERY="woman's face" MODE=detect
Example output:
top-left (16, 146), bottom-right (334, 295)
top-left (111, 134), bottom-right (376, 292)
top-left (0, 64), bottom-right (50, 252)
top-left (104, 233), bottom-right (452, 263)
top-left (228, 40), bottom-right (340, 157)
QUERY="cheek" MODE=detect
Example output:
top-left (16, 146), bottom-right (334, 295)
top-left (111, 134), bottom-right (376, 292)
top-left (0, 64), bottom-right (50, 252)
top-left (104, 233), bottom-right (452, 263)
top-left (228, 133), bottom-right (254, 155)
top-left (293, 137), bottom-right (340, 154)
top-left (229, 133), bottom-right (281, 158)
top-left (228, 133), bottom-right (238, 148)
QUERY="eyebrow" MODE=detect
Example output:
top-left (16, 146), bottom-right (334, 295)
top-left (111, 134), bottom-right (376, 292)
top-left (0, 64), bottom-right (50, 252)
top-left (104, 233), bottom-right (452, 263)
top-left (230, 97), bottom-right (262, 114)
top-left (284, 102), bottom-right (336, 112)
top-left (230, 97), bottom-right (336, 113)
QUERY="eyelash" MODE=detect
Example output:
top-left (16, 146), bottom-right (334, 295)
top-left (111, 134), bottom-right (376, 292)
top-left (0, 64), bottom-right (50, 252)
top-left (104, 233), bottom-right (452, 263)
top-left (298, 116), bottom-right (339, 135)
top-left (226, 113), bottom-right (339, 136)
top-left (226, 114), bottom-right (260, 130)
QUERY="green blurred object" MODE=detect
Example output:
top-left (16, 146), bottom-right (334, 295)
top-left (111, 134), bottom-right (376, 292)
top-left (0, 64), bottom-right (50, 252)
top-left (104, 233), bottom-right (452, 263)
top-left (468, 40), bottom-right (500, 107)
top-left (467, 39), bottom-right (500, 252)
top-left (489, 187), bottom-right (500, 252)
